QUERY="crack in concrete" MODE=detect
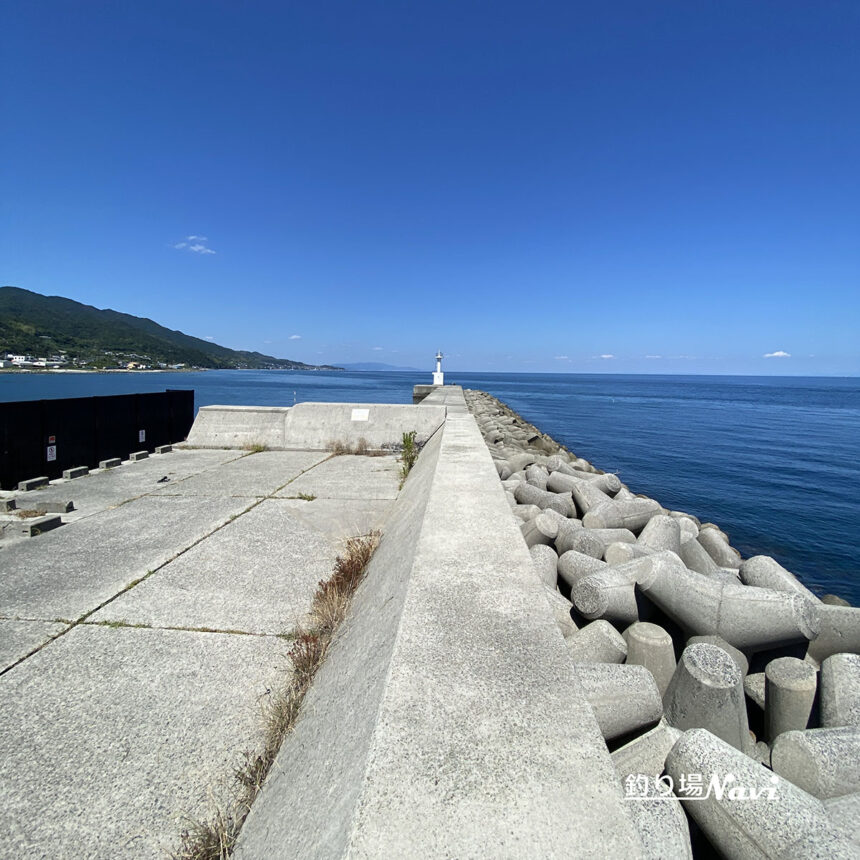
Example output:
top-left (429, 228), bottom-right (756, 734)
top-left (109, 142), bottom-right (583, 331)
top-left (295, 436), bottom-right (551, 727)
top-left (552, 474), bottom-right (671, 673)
top-left (1, 452), bottom-right (334, 677)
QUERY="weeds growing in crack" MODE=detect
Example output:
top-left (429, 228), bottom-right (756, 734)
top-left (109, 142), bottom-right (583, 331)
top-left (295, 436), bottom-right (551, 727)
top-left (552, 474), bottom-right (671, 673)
top-left (174, 530), bottom-right (381, 860)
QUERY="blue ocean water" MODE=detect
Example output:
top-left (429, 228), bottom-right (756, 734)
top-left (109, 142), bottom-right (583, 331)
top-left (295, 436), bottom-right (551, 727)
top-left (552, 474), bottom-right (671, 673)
top-left (2, 370), bottom-right (858, 604)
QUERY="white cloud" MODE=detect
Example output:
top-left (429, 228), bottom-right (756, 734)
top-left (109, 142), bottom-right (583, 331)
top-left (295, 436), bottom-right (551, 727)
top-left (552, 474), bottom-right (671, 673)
top-left (763, 350), bottom-right (791, 358)
top-left (599, 354), bottom-right (615, 359)
top-left (172, 235), bottom-right (216, 254)
top-left (645, 355), bottom-right (662, 359)
top-left (554, 355), bottom-right (569, 360)
top-left (205, 336), bottom-right (215, 341)
top-left (372, 346), bottom-right (383, 351)
top-left (289, 334), bottom-right (302, 340)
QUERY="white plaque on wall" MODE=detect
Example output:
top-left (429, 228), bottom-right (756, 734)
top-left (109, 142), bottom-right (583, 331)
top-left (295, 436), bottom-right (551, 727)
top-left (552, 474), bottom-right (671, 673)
top-left (351, 408), bottom-right (370, 421)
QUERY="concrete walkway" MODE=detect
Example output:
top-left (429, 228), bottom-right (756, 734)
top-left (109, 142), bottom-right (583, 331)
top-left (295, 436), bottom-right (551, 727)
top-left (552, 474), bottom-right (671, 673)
top-left (0, 448), bottom-right (399, 858)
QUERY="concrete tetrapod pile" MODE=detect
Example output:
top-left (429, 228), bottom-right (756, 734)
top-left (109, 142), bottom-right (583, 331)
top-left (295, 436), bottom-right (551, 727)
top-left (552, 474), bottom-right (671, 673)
top-left (464, 388), bottom-right (860, 858)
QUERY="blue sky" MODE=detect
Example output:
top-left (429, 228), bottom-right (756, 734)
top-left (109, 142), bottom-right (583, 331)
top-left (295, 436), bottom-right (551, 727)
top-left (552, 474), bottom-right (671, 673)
top-left (2, 1), bottom-right (858, 374)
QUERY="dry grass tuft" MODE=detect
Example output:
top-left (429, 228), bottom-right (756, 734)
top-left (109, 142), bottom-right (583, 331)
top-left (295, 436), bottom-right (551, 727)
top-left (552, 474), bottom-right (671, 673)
top-left (15, 508), bottom-right (46, 518)
top-left (174, 529), bottom-right (381, 860)
top-left (242, 443), bottom-right (268, 454)
top-left (325, 438), bottom-right (385, 457)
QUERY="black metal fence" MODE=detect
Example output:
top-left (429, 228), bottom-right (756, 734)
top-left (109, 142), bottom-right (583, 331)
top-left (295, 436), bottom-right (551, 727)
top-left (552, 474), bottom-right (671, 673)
top-left (0, 389), bottom-right (194, 490)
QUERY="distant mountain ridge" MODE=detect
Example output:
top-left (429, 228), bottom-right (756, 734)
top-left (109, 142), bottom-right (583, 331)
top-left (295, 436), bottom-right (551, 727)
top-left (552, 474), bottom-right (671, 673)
top-left (338, 362), bottom-right (421, 372)
top-left (0, 286), bottom-right (341, 370)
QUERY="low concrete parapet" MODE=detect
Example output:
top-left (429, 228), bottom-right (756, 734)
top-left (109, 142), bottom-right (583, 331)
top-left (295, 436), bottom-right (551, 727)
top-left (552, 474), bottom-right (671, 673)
top-left (99, 457), bottom-right (121, 469)
top-left (187, 402), bottom-right (447, 451)
top-left (129, 450), bottom-right (149, 461)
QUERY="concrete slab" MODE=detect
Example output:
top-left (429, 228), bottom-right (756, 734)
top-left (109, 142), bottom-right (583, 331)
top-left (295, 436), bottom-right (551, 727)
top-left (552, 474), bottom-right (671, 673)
top-left (154, 450), bottom-right (327, 498)
top-left (277, 497), bottom-right (395, 543)
top-left (275, 454), bottom-right (400, 500)
top-left (0, 494), bottom-right (252, 621)
top-left (7, 448), bottom-right (245, 523)
top-left (91, 500), bottom-right (336, 635)
top-left (0, 624), bottom-right (285, 858)
top-left (0, 619), bottom-right (69, 672)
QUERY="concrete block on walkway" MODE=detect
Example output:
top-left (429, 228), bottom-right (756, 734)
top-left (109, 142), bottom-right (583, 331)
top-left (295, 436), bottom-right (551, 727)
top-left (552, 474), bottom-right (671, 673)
top-left (129, 450), bottom-right (149, 461)
top-left (99, 458), bottom-right (121, 469)
top-left (14, 514), bottom-right (62, 537)
top-left (0, 498), bottom-right (16, 512)
top-left (18, 476), bottom-right (49, 491)
top-left (154, 444), bottom-right (172, 454)
top-left (62, 466), bottom-right (89, 480)
top-left (771, 727), bottom-right (860, 799)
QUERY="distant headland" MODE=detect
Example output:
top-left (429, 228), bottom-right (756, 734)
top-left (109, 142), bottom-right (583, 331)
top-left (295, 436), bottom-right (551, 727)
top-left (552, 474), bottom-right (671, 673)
top-left (0, 286), bottom-right (342, 372)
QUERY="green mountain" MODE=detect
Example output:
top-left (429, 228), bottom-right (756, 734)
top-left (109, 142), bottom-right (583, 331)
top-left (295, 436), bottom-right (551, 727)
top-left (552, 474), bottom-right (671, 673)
top-left (0, 287), bottom-right (341, 370)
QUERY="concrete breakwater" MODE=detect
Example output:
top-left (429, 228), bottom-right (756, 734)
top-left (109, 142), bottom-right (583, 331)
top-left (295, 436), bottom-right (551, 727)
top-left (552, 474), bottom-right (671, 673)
top-left (465, 388), bottom-right (860, 858)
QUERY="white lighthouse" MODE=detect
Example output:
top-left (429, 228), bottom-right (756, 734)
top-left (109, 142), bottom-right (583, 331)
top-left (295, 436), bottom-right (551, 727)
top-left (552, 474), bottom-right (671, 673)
top-left (432, 350), bottom-right (444, 386)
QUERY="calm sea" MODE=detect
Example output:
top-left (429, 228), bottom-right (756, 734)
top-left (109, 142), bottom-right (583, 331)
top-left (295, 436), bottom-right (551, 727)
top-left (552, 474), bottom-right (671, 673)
top-left (3, 370), bottom-right (858, 604)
